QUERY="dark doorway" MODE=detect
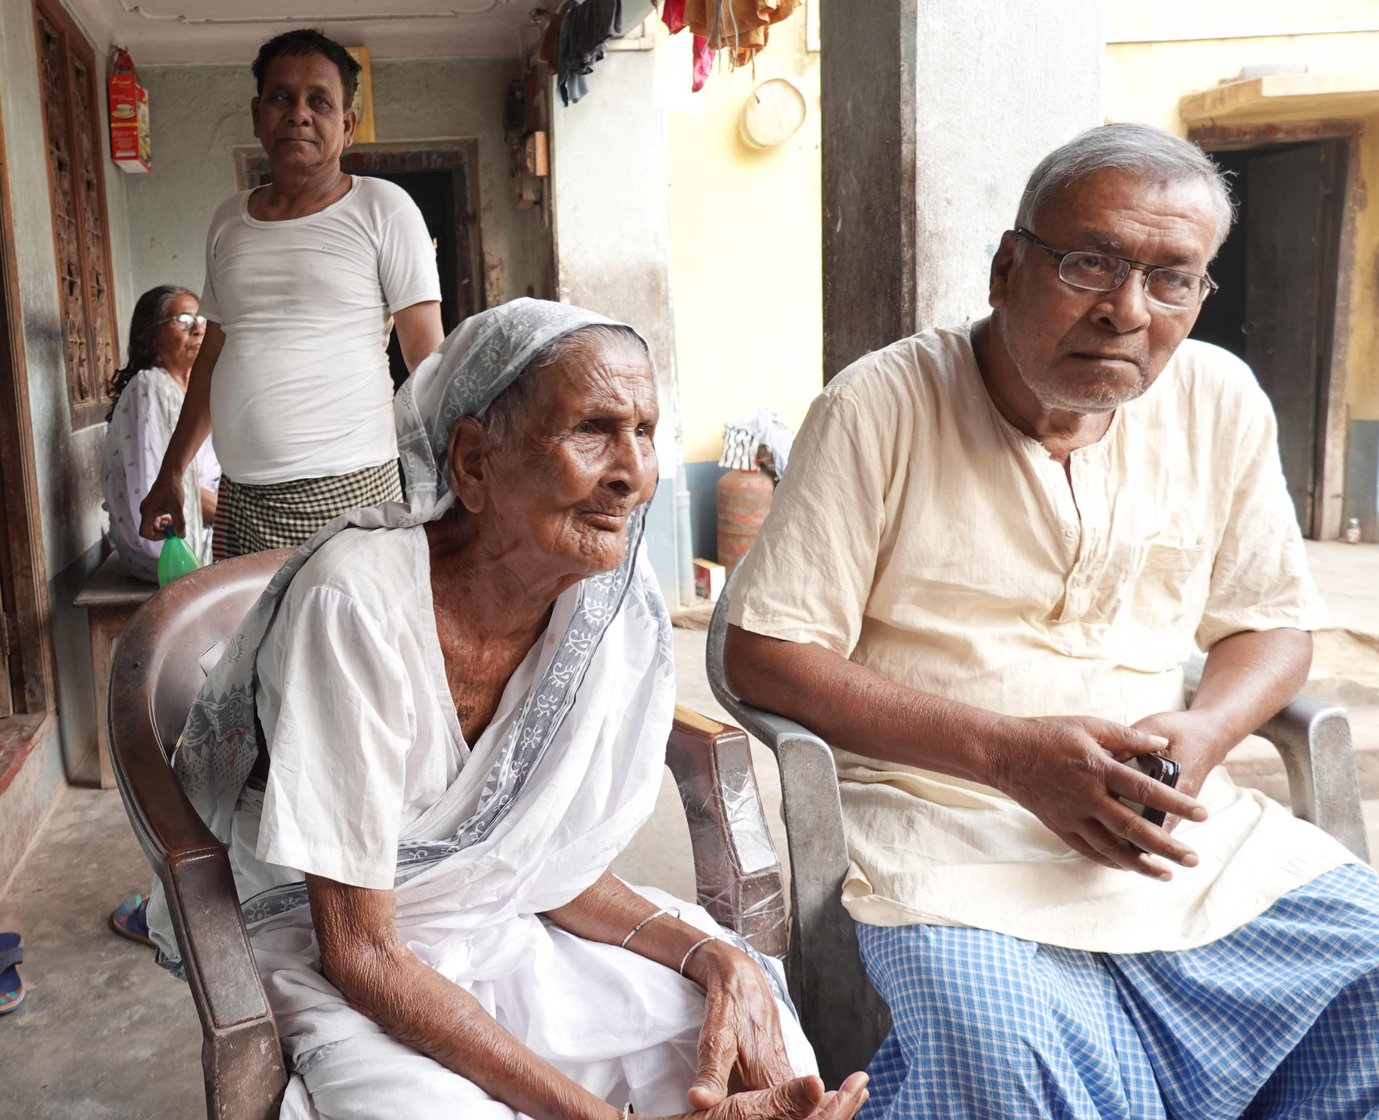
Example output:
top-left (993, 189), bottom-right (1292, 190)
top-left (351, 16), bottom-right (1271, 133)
top-left (243, 144), bottom-right (484, 389)
top-left (361, 169), bottom-right (455, 387)
top-left (1192, 140), bottom-right (1346, 536)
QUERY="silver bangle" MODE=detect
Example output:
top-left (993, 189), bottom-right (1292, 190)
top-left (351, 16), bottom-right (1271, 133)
top-left (620, 1103), bottom-right (632, 1120)
top-left (678, 933), bottom-right (723, 976)
top-left (619, 906), bottom-right (679, 949)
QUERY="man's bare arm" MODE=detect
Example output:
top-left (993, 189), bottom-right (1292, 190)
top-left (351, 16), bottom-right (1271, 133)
top-left (393, 300), bottom-right (443, 373)
top-left (1132, 627), bottom-right (1311, 804)
top-left (723, 625), bottom-right (1206, 877)
top-left (138, 321), bottom-right (223, 539)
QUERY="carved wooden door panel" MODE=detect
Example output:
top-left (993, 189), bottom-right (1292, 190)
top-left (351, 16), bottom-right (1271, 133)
top-left (34, 0), bottom-right (116, 429)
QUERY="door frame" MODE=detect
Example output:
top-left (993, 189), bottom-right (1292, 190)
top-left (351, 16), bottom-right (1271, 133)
top-left (0, 95), bottom-right (56, 716)
top-left (1189, 120), bottom-right (1360, 541)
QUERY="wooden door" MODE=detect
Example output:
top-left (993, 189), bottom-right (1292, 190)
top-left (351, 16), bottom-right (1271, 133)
top-left (1242, 143), bottom-right (1344, 533)
top-left (0, 462), bottom-right (14, 718)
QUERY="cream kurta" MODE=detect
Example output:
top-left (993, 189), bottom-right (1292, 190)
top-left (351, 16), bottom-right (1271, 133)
top-left (730, 326), bottom-right (1352, 952)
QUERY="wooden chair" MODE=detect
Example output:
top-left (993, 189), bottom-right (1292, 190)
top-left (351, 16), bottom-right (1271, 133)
top-left (706, 563), bottom-right (1373, 1088)
top-left (107, 548), bottom-right (788, 1120)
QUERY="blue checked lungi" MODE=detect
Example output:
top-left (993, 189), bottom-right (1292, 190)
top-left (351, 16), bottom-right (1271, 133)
top-left (856, 863), bottom-right (1379, 1120)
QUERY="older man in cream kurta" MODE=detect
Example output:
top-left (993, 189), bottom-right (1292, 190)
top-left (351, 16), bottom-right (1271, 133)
top-left (725, 124), bottom-right (1379, 1120)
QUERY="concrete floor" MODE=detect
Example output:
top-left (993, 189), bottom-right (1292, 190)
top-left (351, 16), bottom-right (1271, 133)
top-left (1, 543), bottom-right (1376, 1118)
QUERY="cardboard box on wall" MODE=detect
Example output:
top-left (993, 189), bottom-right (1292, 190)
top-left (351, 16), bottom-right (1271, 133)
top-left (109, 48), bottom-right (150, 173)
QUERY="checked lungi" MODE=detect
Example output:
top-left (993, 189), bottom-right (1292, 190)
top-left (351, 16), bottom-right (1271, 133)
top-left (856, 862), bottom-right (1379, 1120)
top-left (212, 460), bottom-right (403, 560)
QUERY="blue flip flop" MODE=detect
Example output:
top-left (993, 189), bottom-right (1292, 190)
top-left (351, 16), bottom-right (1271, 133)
top-left (110, 894), bottom-right (153, 948)
top-left (0, 932), bottom-right (24, 1016)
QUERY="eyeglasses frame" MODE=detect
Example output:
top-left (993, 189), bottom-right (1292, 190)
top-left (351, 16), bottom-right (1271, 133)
top-left (159, 312), bottom-right (208, 331)
top-left (1012, 226), bottom-right (1218, 310)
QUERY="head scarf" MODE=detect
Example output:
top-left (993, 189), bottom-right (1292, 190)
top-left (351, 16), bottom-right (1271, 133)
top-left (396, 296), bottom-right (632, 513)
top-left (151, 299), bottom-right (668, 972)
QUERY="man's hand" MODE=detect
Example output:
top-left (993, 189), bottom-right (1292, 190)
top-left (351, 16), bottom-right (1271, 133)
top-left (989, 714), bottom-right (1207, 879)
top-left (139, 468), bottom-right (187, 539)
top-left (1129, 708), bottom-right (1235, 830)
top-left (684, 942), bottom-right (797, 1108)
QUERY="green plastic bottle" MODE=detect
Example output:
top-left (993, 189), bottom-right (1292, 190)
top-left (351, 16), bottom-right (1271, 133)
top-left (156, 524), bottom-right (200, 587)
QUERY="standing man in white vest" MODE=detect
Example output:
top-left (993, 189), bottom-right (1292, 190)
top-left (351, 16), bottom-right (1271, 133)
top-left (139, 28), bottom-right (443, 556)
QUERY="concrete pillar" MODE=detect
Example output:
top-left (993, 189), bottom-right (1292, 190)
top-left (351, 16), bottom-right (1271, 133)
top-left (551, 48), bottom-right (691, 604)
top-left (822, 1), bottom-right (1104, 379)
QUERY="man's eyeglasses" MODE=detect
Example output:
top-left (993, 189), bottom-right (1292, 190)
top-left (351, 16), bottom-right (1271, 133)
top-left (161, 312), bottom-right (207, 331)
top-left (1013, 227), bottom-right (1217, 311)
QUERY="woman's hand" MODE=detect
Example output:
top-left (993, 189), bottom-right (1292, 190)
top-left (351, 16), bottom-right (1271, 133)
top-left (684, 941), bottom-right (797, 1107)
top-left (662, 1072), bottom-right (869, 1120)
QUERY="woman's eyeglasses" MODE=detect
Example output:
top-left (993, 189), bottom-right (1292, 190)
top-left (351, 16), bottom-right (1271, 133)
top-left (161, 312), bottom-right (207, 331)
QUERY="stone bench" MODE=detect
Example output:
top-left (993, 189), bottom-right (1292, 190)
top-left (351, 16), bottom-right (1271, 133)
top-left (74, 552), bottom-right (155, 789)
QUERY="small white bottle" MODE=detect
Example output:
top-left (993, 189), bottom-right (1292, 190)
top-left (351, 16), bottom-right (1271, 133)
top-left (1343, 517), bottom-right (1362, 544)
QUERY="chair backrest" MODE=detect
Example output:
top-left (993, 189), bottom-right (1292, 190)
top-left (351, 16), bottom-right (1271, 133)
top-left (707, 564), bottom-right (891, 1087)
top-left (109, 549), bottom-right (291, 868)
top-left (107, 548), bottom-right (293, 1120)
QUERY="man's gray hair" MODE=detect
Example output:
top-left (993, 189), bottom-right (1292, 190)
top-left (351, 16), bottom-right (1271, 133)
top-left (482, 323), bottom-right (649, 440)
top-left (1015, 123), bottom-right (1236, 256)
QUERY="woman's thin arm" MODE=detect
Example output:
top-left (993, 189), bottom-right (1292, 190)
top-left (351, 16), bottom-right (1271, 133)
top-left (546, 871), bottom-right (742, 983)
top-left (307, 874), bottom-right (620, 1120)
top-left (546, 873), bottom-right (800, 1107)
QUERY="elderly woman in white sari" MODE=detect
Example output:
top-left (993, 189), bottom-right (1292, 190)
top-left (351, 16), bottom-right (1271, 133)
top-left (147, 299), bottom-right (868, 1120)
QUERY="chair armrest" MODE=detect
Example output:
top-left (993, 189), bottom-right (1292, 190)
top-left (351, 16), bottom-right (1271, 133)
top-left (107, 678), bottom-right (288, 1119)
top-left (1184, 655), bottom-right (1370, 862)
top-left (718, 696), bottom-right (892, 1087)
top-left (1255, 695), bottom-right (1371, 862)
top-left (666, 706), bottom-right (788, 959)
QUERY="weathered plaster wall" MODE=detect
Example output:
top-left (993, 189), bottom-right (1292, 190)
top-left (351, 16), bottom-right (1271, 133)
top-left (909, 3), bottom-right (1105, 329)
top-left (126, 56), bottom-right (548, 311)
top-left (551, 48), bottom-right (683, 599)
top-left (552, 49), bottom-right (677, 467)
top-left (0, 0), bottom-right (133, 779)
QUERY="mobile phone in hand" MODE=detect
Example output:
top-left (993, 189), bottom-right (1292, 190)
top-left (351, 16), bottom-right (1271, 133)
top-left (1127, 752), bottom-right (1181, 827)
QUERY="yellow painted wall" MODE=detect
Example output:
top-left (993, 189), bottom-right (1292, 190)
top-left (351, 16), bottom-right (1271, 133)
top-left (660, 11), bottom-right (821, 463)
top-left (1105, 7), bottom-right (1379, 421)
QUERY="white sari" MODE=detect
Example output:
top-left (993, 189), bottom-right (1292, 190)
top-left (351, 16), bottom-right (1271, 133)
top-left (147, 299), bottom-right (813, 1118)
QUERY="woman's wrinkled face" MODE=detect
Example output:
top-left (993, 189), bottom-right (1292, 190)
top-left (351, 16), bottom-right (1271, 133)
top-left (154, 293), bottom-right (204, 373)
top-left (478, 338), bottom-right (659, 578)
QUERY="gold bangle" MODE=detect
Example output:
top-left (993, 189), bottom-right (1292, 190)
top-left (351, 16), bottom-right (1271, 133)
top-left (678, 933), bottom-right (723, 976)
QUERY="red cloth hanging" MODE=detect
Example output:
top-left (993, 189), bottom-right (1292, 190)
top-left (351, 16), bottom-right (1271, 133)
top-left (662, 0), bottom-right (688, 34)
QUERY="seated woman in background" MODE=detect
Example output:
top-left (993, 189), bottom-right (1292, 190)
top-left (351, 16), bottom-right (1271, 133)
top-left (102, 285), bottom-right (220, 581)
top-left (147, 298), bottom-right (868, 1120)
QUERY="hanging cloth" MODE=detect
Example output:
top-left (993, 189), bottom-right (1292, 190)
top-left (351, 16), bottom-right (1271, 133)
top-left (663, 0), bottom-right (718, 91)
top-left (557, 0), bottom-right (623, 106)
top-left (684, 0), bottom-right (801, 66)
